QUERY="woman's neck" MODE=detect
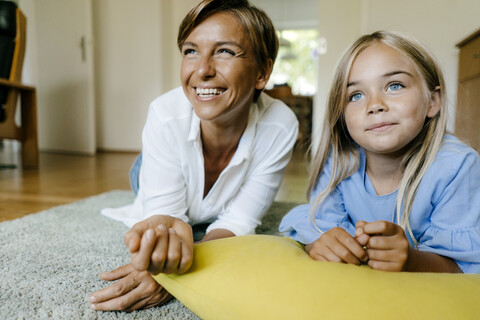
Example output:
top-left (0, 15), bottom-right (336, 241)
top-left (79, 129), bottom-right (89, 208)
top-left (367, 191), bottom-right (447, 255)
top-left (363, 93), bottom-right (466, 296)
top-left (200, 112), bottom-right (249, 198)
top-left (365, 151), bottom-right (404, 196)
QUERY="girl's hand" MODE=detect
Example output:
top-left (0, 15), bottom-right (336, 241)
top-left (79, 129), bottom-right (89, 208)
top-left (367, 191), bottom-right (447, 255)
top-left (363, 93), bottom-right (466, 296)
top-left (305, 227), bottom-right (368, 265)
top-left (359, 220), bottom-right (410, 271)
top-left (124, 215), bottom-right (194, 275)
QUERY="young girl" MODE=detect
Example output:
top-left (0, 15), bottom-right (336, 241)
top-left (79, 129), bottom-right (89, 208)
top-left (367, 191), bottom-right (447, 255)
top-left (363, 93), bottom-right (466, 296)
top-left (280, 31), bottom-right (480, 273)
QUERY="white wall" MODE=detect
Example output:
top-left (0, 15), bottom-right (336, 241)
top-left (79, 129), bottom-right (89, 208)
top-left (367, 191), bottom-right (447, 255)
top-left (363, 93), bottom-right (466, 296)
top-left (93, 0), bottom-right (196, 151)
top-left (314, 0), bottom-right (480, 150)
top-left (19, 0), bottom-right (480, 153)
top-left (250, 0), bottom-right (318, 29)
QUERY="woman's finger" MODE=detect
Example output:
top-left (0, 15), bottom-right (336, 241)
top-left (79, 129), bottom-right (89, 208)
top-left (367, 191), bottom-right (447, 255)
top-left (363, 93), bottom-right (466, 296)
top-left (163, 228), bottom-right (182, 274)
top-left (178, 237), bottom-right (193, 274)
top-left (99, 263), bottom-right (134, 281)
top-left (90, 271), bottom-right (139, 305)
top-left (131, 229), bottom-right (156, 271)
top-left (148, 225), bottom-right (169, 275)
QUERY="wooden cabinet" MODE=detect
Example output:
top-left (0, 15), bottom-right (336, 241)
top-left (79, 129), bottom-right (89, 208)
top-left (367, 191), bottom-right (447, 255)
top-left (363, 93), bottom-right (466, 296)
top-left (456, 29), bottom-right (480, 151)
top-left (265, 85), bottom-right (312, 150)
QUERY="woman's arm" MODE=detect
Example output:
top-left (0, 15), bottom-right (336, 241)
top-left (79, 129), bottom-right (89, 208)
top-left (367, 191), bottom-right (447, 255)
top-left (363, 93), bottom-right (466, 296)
top-left (199, 228), bottom-right (235, 242)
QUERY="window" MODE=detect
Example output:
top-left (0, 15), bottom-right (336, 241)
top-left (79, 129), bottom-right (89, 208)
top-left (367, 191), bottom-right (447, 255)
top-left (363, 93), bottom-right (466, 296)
top-left (267, 29), bottom-right (319, 96)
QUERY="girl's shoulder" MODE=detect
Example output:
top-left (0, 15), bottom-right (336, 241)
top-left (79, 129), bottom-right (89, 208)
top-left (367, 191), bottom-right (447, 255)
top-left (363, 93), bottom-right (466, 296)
top-left (428, 134), bottom-right (480, 180)
top-left (436, 134), bottom-right (480, 165)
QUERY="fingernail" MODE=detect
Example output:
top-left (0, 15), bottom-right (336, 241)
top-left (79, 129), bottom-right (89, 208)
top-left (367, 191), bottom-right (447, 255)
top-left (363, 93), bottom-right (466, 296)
top-left (89, 296), bottom-right (96, 303)
top-left (157, 224), bottom-right (167, 231)
top-left (355, 228), bottom-right (362, 237)
top-left (145, 229), bottom-right (154, 240)
top-left (169, 228), bottom-right (175, 234)
top-left (90, 304), bottom-right (96, 310)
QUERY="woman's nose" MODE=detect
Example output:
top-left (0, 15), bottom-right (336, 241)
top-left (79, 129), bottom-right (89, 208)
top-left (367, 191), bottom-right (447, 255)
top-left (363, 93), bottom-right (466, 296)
top-left (367, 93), bottom-right (388, 114)
top-left (196, 56), bottom-right (215, 79)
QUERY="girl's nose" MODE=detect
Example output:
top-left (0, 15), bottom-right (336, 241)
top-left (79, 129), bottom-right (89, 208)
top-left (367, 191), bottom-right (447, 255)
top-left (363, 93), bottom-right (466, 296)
top-left (367, 94), bottom-right (388, 114)
top-left (196, 56), bottom-right (215, 79)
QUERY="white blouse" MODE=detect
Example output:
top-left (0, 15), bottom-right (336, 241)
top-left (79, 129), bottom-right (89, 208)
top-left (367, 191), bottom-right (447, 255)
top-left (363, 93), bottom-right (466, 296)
top-left (102, 87), bottom-right (298, 236)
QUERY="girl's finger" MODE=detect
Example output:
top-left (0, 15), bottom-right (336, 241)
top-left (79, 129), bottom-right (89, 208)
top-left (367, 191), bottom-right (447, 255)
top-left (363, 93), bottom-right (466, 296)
top-left (363, 220), bottom-right (400, 236)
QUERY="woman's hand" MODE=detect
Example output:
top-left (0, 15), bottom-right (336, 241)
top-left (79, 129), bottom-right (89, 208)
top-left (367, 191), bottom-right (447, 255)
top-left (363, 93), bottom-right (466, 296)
top-left (305, 227), bottom-right (368, 265)
top-left (355, 220), bottom-right (409, 272)
top-left (124, 215), bottom-right (194, 275)
top-left (89, 264), bottom-right (172, 312)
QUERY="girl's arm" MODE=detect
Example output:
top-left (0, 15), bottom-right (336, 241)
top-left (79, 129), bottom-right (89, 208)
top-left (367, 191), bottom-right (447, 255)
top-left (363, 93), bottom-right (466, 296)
top-left (405, 248), bottom-right (462, 273)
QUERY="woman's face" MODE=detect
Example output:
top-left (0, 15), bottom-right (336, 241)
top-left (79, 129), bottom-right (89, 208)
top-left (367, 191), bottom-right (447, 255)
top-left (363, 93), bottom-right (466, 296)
top-left (180, 12), bottom-right (268, 125)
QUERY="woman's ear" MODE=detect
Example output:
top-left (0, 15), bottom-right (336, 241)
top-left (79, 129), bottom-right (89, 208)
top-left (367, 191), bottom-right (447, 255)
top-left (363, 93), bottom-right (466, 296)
top-left (427, 86), bottom-right (441, 118)
top-left (255, 59), bottom-right (274, 90)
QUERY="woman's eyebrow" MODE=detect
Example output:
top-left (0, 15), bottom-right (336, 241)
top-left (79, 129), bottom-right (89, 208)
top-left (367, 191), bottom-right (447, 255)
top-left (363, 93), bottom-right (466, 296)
top-left (182, 41), bottom-right (198, 48)
top-left (215, 41), bottom-right (244, 49)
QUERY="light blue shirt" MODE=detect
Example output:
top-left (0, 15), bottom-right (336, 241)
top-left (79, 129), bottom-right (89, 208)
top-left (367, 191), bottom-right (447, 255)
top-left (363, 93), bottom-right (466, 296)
top-left (279, 135), bottom-right (480, 273)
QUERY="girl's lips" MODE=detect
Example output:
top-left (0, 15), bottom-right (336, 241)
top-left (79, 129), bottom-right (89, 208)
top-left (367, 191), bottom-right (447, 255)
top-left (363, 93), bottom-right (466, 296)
top-left (366, 122), bottom-right (397, 132)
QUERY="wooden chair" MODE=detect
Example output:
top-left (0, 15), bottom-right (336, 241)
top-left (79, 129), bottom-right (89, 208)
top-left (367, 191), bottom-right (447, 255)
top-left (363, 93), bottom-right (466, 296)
top-left (0, 2), bottom-right (38, 168)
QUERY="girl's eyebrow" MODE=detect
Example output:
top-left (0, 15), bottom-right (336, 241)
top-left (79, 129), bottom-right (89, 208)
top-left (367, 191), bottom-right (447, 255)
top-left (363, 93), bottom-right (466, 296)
top-left (347, 70), bottom-right (414, 87)
top-left (383, 70), bottom-right (414, 78)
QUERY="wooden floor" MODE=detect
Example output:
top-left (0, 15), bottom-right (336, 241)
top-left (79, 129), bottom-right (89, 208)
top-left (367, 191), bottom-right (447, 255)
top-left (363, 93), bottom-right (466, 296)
top-left (0, 141), bottom-right (309, 222)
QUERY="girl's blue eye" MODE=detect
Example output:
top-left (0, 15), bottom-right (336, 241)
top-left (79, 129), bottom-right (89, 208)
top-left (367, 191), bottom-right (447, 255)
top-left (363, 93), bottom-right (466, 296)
top-left (349, 92), bottom-right (363, 102)
top-left (387, 82), bottom-right (404, 91)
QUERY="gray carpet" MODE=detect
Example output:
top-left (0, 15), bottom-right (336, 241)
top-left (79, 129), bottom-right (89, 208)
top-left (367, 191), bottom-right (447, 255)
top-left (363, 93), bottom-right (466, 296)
top-left (0, 190), bottom-right (300, 319)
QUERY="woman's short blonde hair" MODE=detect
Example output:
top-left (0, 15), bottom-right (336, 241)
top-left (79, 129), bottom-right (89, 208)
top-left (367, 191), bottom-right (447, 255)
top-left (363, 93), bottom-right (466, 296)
top-left (177, 0), bottom-right (278, 101)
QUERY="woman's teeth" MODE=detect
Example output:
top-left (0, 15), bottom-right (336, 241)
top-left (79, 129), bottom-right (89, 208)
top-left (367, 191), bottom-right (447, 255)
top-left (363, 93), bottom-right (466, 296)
top-left (196, 88), bottom-right (224, 97)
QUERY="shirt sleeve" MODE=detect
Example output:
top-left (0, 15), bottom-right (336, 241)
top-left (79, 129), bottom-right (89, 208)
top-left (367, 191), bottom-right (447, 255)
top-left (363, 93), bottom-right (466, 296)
top-left (206, 102), bottom-right (299, 236)
top-left (279, 153), bottom-right (356, 244)
top-left (417, 148), bottom-right (480, 273)
top-left (139, 100), bottom-right (189, 222)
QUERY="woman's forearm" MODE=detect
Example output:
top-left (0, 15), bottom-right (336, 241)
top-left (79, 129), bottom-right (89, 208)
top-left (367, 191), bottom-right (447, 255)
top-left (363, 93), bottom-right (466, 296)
top-left (198, 228), bottom-right (236, 243)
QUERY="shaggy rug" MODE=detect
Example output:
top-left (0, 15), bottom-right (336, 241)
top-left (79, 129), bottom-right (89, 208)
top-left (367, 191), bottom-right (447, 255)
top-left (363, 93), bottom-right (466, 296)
top-left (0, 190), bottom-right (300, 319)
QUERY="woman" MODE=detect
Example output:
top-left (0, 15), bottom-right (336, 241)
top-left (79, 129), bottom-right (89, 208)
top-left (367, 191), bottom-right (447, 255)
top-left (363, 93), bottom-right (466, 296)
top-left (90, 0), bottom-right (298, 311)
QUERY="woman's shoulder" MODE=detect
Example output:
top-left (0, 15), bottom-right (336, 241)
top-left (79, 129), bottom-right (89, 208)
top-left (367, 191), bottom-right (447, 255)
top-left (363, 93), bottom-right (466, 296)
top-left (256, 92), bottom-right (298, 127)
top-left (148, 87), bottom-right (192, 121)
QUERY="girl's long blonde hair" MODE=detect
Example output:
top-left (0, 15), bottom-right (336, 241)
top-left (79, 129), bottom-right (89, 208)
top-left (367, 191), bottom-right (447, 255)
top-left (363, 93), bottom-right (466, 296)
top-left (308, 31), bottom-right (447, 244)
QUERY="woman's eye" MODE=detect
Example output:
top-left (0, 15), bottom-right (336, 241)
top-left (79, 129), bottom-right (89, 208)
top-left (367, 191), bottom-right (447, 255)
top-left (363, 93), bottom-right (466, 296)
top-left (349, 92), bottom-right (364, 102)
top-left (183, 48), bottom-right (197, 56)
top-left (387, 82), bottom-right (404, 91)
top-left (218, 48), bottom-right (235, 56)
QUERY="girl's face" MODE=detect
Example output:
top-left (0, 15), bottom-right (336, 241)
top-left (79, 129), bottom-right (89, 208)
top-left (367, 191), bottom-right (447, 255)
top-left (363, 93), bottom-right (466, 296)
top-left (344, 43), bottom-right (440, 158)
top-left (180, 12), bottom-right (268, 125)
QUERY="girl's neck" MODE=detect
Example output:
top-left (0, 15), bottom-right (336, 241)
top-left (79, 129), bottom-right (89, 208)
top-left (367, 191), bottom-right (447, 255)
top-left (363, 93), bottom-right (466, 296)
top-left (365, 151), bottom-right (404, 196)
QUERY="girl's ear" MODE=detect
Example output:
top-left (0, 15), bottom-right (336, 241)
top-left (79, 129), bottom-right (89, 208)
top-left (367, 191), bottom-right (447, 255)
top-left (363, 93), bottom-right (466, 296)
top-left (427, 86), bottom-right (441, 118)
top-left (255, 59), bottom-right (273, 90)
